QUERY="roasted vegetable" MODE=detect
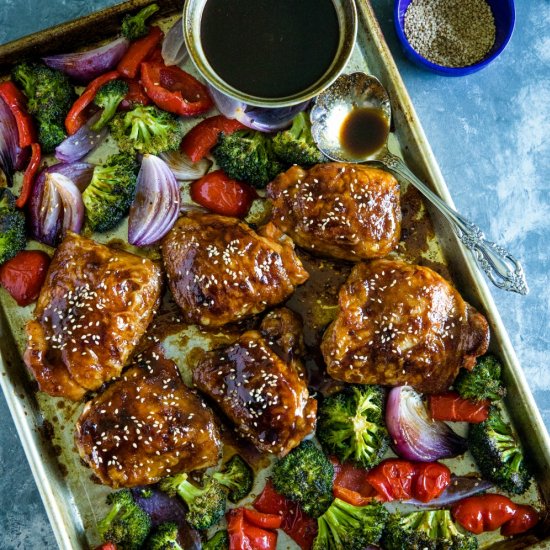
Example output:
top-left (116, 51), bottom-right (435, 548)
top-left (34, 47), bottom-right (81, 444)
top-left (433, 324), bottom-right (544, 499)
top-left (455, 355), bottom-right (507, 402)
top-left (92, 79), bottom-right (129, 131)
top-left (203, 530), bottom-right (229, 550)
top-left (122, 3), bottom-right (160, 41)
top-left (145, 522), bottom-right (183, 550)
top-left (0, 188), bottom-right (26, 265)
top-left (212, 454), bottom-right (254, 503)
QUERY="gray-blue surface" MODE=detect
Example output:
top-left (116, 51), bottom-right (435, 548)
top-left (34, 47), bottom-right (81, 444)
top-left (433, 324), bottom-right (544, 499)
top-left (0, 0), bottom-right (548, 547)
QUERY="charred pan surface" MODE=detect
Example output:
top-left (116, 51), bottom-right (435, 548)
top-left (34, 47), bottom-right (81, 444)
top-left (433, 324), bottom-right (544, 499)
top-left (267, 163), bottom-right (401, 261)
top-left (75, 347), bottom-right (221, 488)
top-left (24, 232), bottom-right (162, 401)
top-left (321, 259), bottom-right (489, 393)
top-left (193, 308), bottom-right (316, 456)
top-left (162, 213), bottom-right (309, 327)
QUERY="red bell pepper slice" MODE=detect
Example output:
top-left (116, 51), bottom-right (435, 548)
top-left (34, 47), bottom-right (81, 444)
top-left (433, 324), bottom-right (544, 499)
top-left (227, 508), bottom-right (278, 550)
top-left (331, 458), bottom-right (380, 506)
top-left (117, 26), bottom-right (164, 79)
top-left (452, 494), bottom-right (518, 535)
top-left (501, 504), bottom-right (539, 536)
top-left (0, 81), bottom-right (36, 147)
top-left (243, 509), bottom-right (283, 530)
top-left (141, 61), bottom-right (213, 117)
top-left (428, 392), bottom-right (490, 423)
top-left (65, 70), bottom-right (120, 135)
top-left (181, 115), bottom-right (247, 162)
top-left (119, 77), bottom-right (151, 110)
top-left (16, 142), bottom-right (41, 208)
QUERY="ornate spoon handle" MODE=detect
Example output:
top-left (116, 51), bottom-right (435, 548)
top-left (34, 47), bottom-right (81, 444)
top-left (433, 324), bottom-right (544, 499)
top-left (379, 151), bottom-right (528, 295)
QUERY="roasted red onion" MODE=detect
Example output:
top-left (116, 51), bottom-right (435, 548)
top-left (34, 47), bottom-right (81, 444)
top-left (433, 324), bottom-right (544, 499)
top-left (0, 95), bottom-right (19, 185)
top-left (128, 154), bottom-right (180, 246)
top-left (50, 173), bottom-right (85, 234)
top-left (208, 84), bottom-right (309, 132)
top-left (386, 386), bottom-right (468, 462)
top-left (55, 112), bottom-right (107, 163)
top-left (43, 37), bottom-right (129, 84)
top-left (159, 149), bottom-right (211, 180)
top-left (161, 18), bottom-right (189, 67)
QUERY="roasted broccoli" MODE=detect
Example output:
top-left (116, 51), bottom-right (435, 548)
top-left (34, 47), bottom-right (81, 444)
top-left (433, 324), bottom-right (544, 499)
top-left (0, 188), bottom-right (26, 265)
top-left (272, 112), bottom-right (325, 166)
top-left (145, 522), bottom-right (182, 550)
top-left (159, 473), bottom-right (226, 531)
top-left (203, 530), bottom-right (229, 550)
top-left (12, 62), bottom-right (74, 152)
top-left (272, 440), bottom-right (334, 518)
top-left (212, 130), bottom-right (283, 188)
top-left (384, 510), bottom-right (478, 550)
top-left (212, 454), bottom-right (254, 503)
top-left (317, 385), bottom-right (389, 470)
top-left (92, 79), bottom-right (129, 132)
top-left (455, 354), bottom-right (507, 402)
top-left (469, 405), bottom-right (532, 494)
top-left (122, 3), bottom-right (160, 41)
top-left (110, 105), bottom-right (185, 155)
top-left (313, 499), bottom-right (388, 550)
top-left (97, 489), bottom-right (152, 550)
top-left (82, 152), bottom-right (139, 232)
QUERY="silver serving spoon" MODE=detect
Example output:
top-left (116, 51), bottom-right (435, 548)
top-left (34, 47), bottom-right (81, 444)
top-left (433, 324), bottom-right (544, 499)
top-left (311, 72), bottom-right (528, 295)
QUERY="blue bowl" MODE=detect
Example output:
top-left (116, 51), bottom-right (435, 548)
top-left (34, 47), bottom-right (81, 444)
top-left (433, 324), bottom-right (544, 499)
top-left (393, 0), bottom-right (515, 76)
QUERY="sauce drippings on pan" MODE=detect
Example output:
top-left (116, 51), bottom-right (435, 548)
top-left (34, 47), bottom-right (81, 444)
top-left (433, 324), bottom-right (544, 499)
top-left (200, 0), bottom-right (340, 98)
top-left (339, 107), bottom-right (389, 158)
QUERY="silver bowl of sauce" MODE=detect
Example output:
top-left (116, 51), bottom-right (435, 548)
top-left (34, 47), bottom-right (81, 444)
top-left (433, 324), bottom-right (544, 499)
top-left (183, 0), bottom-right (357, 108)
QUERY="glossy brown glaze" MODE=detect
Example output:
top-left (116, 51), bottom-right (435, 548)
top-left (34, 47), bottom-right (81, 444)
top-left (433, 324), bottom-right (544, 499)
top-left (321, 259), bottom-right (489, 393)
top-left (267, 163), bottom-right (401, 261)
top-left (162, 213), bottom-right (309, 327)
top-left (193, 308), bottom-right (316, 456)
top-left (24, 232), bottom-right (162, 401)
top-left (75, 347), bottom-right (221, 488)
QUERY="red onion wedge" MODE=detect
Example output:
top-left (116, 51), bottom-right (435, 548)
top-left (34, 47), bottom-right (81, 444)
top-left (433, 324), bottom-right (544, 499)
top-left (208, 84), bottom-right (309, 132)
top-left (55, 112), bottom-right (107, 163)
top-left (0, 95), bottom-right (19, 186)
top-left (50, 173), bottom-right (85, 234)
top-left (161, 18), bottom-right (189, 67)
top-left (43, 37), bottom-right (129, 84)
top-left (160, 149), bottom-right (211, 181)
top-left (29, 162), bottom-right (94, 245)
top-left (386, 386), bottom-right (468, 462)
top-left (128, 154), bottom-right (180, 246)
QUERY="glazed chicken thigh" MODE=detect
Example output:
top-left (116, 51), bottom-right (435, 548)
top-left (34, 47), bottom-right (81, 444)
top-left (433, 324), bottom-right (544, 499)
top-left (162, 213), bottom-right (308, 326)
top-left (76, 348), bottom-right (221, 488)
top-left (267, 163), bottom-right (401, 261)
top-left (193, 308), bottom-right (316, 455)
top-left (322, 259), bottom-right (489, 393)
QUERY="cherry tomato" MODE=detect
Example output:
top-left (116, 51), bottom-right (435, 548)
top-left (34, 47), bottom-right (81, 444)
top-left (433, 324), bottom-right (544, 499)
top-left (191, 170), bottom-right (257, 217)
top-left (181, 115), bottom-right (247, 163)
top-left (501, 504), bottom-right (539, 536)
top-left (412, 462), bottom-right (451, 502)
top-left (331, 457), bottom-right (380, 505)
top-left (365, 459), bottom-right (416, 501)
top-left (0, 250), bottom-right (50, 306)
top-left (452, 494), bottom-right (517, 534)
top-left (93, 544), bottom-right (117, 550)
top-left (428, 392), bottom-right (490, 423)
top-left (227, 508), bottom-right (278, 550)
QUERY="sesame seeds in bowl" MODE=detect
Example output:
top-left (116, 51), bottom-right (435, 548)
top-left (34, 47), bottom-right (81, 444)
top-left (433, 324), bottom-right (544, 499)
top-left (394, 0), bottom-right (515, 76)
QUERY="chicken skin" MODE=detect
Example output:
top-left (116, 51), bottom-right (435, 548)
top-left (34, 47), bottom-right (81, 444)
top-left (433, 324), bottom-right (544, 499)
top-left (24, 233), bottom-right (162, 401)
top-left (322, 259), bottom-right (489, 393)
top-left (162, 213), bottom-right (308, 327)
top-left (193, 308), bottom-right (316, 455)
top-left (75, 347), bottom-right (221, 488)
top-left (267, 163), bottom-right (401, 261)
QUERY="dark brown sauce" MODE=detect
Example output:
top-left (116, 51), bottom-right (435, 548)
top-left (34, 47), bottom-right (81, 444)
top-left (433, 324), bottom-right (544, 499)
top-left (200, 0), bottom-right (340, 98)
top-left (340, 107), bottom-right (389, 158)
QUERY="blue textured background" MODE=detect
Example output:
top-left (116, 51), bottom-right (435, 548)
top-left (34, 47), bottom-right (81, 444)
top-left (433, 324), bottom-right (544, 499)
top-left (0, 0), bottom-right (548, 547)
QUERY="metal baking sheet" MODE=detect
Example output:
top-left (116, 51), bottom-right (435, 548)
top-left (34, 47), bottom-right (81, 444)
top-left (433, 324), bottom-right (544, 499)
top-left (0, 1), bottom-right (549, 548)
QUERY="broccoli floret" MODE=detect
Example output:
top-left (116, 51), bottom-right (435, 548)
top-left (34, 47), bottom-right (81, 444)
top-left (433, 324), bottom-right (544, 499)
top-left (272, 440), bottom-right (334, 518)
top-left (244, 198), bottom-right (272, 227)
top-left (92, 79), bottom-right (129, 132)
top-left (272, 112), bottom-right (325, 166)
top-left (122, 3), bottom-right (160, 40)
top-left (203, 530), bottom-right (229, 550)
top-left (159, 473), bottom-right (226, 531)
top-left (0, 188), bottom-right (26, 265)
top-left (145, 522), bottom-right (182, 550)
top-left (313, 499), bottom-right (388, 550)
top-left (212, 454), bottom-right (254, 503)
top-left (317, 385), bottom-right (389, 470)
top-left (110, 105), bottom-right (185, 155)
top-left (97, 489), bottom-right (152, 550)
top-left (469, 406), bottom-right (532, 494)
top-left (212, 130), bottom-right (283, 188)
top-left (384, 510), bottom-right (478, 550)
top-left (12, 62), bottom-right (74, 152)
top-left (83, 152), bottom-right (139, 232)
top-left (455, 354), bottom-right (507, 402)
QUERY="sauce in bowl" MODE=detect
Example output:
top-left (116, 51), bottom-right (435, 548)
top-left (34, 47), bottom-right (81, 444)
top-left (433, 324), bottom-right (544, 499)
top-left (200, 0), bottom-right (340, 99)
